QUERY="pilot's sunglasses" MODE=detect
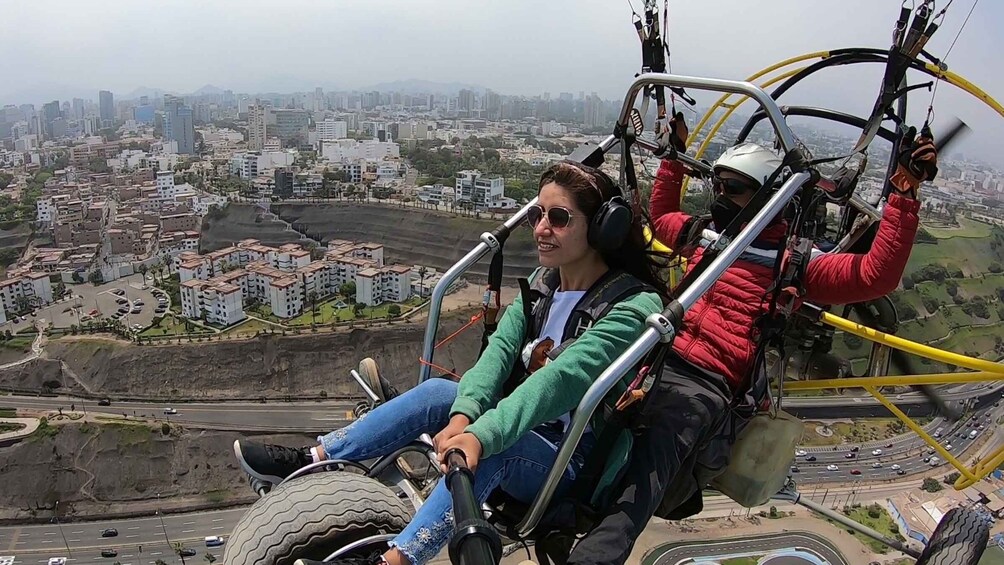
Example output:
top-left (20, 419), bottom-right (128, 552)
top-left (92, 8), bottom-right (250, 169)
top-left (714, 175), bottom-right (758, 196)
top-left (527, 205), bottom-right (577, 229)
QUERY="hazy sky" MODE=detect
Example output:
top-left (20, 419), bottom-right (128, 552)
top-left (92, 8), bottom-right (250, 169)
top-left (4, 0), bottom-right (1002, 161)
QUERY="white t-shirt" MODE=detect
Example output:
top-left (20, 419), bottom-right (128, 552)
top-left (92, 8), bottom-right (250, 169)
top-left (538, 290), bottom-right (586, 436)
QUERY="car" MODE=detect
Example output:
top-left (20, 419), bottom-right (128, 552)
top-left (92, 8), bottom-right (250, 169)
top-left (884, 443), bottom-right (894, 448)
top-left (130, 308), bottom-right (141, 314)
top-left (897, 469), bottom-right (907, 475)
top-left (891, 464), bottom-right (901, 470)
top-left (790, 465), bottom-right (800, 473)
top-left (996, 400), bottom-right (1001, 407)
top-left (924, 456), bottom-right (932, 463)
top-left (849, 446), bottom-right (860, 452)
top-left (979, 424), bottom-right (985, 430)
top-left (134, 300), bottom-right (144, 306)
top-left (850, 469), bottom-right (861, 475)
top-left (827, 464), bottom-right (839, 471)
top-left (163, 407), bottom-right (177, 415)
top-left (179, 548), bottom-right (197, 557)
top-left (205, 536), bottom-right (225, 547)
top-left (845, 452), bottom-right (856, 459)
top-left (930, 458), bottom-right (940, 467)
top-left (112, 289), bottom-right (125, 296)
top-left (155, 308), bottom-right (166, 314)
top-left (795, 449), bottom-right (807, 457)
top-left (945, 444), bottom-right (953, 451)
top-left (872, 462), bottom-right (883, 468)
top-left (100, 528), bottom-right (118, 537)
top-left (805, 455), bottom-right (817, 462)
top-left (928, 447), bottom-right (936, 455)
top-left (98, 398), bottom-right (111, 406)
top-left (100, 549), bottom-right (118, 558)
top-left (47, 559), bottom-right (66, 565)
top-left (115, 297), bottom-right (128, 305)
top-left (871, 449), bottom-right (883, 456)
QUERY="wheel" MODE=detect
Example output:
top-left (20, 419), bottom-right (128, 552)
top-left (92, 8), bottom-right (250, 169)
top-left (223, 472), bottom-right (414, 565)
top-left (914, 507), bottom-right (989, 565)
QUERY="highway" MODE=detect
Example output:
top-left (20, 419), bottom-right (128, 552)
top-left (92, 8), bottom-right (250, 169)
top-left (0, 508), bottom-right (246, 565)
top-left (0, 397), bottom-right (358, 433)
top-left (650, 531), bottom-right (847, 565)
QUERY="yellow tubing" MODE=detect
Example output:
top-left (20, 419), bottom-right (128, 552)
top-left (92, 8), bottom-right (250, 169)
top-left (820, 312), bottom-right (1004, 374)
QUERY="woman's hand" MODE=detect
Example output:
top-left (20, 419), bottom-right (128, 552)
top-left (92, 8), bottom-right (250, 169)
top-left (433, 414), bottom-right (471, 456)
top-left (438, 432), bottom-right (483, 473)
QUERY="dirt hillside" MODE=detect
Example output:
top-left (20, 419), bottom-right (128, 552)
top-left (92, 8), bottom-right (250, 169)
top-left (0, 314), bottom-right (483, 399)
top-left (201, 203), bottom-right (540, 283)
top-left (0, 422), bottom-right (310, 520)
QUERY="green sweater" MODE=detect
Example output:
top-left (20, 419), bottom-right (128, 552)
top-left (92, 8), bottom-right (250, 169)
top-left (450, 287), bottom-right (663, 460)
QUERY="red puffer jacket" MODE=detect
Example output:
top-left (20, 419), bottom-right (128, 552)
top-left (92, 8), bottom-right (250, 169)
top-left (651, 159), bottom-right (921, 391)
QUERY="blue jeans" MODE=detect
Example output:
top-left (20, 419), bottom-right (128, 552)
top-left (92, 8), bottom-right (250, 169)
top-left (318, 378), bottom-right (591, 565)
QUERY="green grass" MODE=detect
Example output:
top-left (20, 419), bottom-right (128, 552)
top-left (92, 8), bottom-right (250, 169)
top-left (0, 408), bottom-right (16, 418)
top-left (0, 422), bottom-right (25, 433)
top-left (800, 418), bottom-right (907, 447)
top-left (104, 421), bottom-right (153, 445)
top-left (923, 216), bottom-right (994, 239)
top-left (841, 505), bottom-right (904, 554)
top-left (140, 315), bottom-right (212, 337)
top-left (721, 558), bottom-right (760, 565)
top-left (203, 489), bottom-right (228, 504)
top-left (980, 546), bottom-right (1004, 565)
top-left (224, 317), bottom-right (279, 336)
top-left (908, 234), bottom-right (1002, 278)
top-left (0, 336), bottom-right (34, 352)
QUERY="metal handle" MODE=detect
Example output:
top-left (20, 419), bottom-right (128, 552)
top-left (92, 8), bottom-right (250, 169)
top-left (445, 449), bottom-right (502, 565)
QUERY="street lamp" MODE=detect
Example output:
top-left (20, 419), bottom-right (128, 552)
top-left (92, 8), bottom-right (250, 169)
top-left (54, 500), bottom-right (72, 558)
top-left (157, 493), bottom-right (187, 565)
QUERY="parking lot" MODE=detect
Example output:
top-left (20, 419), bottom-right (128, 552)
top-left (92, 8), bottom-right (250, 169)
top-left (5, 274), bottom-right (169, 333)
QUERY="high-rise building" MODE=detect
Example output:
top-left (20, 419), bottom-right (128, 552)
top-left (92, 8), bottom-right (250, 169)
top-left (99, 90), bottom-right (114, 124)
top-left (42, 101), bottom-right (61, 139)
top-left (316, 119), bottom-right (347, 141)
top-left (164, 95), bottom-right (195, 154)
top-left (272, 109), bottom-right (309, 148)
top-left (247, 103), bottom-right (267, 151)
top-left (72, 98), bottom-right (85, 120)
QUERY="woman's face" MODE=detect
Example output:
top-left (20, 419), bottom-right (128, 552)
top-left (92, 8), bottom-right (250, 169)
top-left (533, 182), bottom-right (597, 269)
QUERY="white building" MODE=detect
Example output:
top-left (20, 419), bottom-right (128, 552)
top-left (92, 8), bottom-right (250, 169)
top-left (0, 149), bottom-right (25, 168)
top-left (155, 170), bottom-right (180, 199)
top-left (36, 197), bottom-right (55, 224)
top-left (357, 265), bottom-right (412, 306)
top-left (180, 279), bottom-right (246, 326)
top-left (456, 170), bottom-right (505, 208)
top-left (0, 273), bottom-right (54, 320)
top-left (248, 104), bottom-right (267, 152)
top-left (320, 139), bottom-right (399, 162)
top-left (316, 119), bottom-right (347, 141)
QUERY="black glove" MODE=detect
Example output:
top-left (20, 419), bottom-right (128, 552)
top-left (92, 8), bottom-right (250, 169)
top-left (890, 126), bottom-right (938, 198)
top-left (668, 111), bottom-right (688, 153)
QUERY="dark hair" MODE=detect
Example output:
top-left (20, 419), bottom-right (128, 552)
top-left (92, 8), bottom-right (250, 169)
top-left (538, 161), bottom-right (669, 300)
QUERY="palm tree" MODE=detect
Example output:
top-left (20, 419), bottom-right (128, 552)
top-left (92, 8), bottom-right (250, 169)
top-left (137, 264), bottom-right (148, 283)
top-left (417, 266), bottom-right (428, 298)
top-left (308, 291), bottom-right (318, 324)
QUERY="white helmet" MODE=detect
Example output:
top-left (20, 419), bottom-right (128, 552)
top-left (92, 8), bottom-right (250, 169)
top-left (712, 143), bottom-right (783, 188)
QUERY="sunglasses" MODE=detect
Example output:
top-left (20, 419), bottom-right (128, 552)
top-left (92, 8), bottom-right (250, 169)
top-left (527, 205), bottom-right (579, 229)
top-left (714, 175), bottom-right (758, 196)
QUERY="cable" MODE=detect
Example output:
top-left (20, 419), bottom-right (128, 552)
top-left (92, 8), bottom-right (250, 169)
top-left (925, 0), bottom-right (979, 123)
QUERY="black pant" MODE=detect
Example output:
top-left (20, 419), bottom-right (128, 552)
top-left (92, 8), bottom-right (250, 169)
top-left (566, 358), bottom-right (740, 565)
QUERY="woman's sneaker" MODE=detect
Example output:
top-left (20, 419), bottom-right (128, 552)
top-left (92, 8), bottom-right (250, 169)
top-left (358, 358), bottom-right (399, 403)
top-left (233, 439), bottom-right (311, 485)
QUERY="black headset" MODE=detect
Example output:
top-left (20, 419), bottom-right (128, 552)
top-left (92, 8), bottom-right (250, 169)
top-left (560, 160), bottom-right (634, 252)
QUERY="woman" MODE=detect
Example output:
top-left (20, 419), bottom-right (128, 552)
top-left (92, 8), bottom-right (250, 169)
top-left (234, 161), bottom-right (666, 565)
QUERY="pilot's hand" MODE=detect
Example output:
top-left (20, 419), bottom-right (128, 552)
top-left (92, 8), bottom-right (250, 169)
top-left (890, 126), bottom-right (937, 198)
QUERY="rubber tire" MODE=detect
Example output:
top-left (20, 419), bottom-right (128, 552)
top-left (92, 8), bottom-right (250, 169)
top-left (914, 507), bottom-right (989, 565)
top-left (223, 472), bottom-right (414, 565)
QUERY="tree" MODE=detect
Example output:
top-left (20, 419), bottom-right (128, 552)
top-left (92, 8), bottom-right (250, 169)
top-left (204, 553), bottom-right (217, 563)
top-left (72, 271), bottom-right (84, 283)
top-left (946, 279), bottom-right (958, 297)
top-left (87, 156), bottom-right (111, 174)
top-left (0, 172), bottom-right (12, 190)
top-left (417, 266), bottom-right (428, 298)
top-left (307, 291), bottom-right (318, 324)
top-left (353, 302), bottom-right (366, 318)
top-left (88, 270), bottom-right (104, 285)
top-left (137, 264), bottom-right (148, 283)
top-left (339, 281), bottom-right (356, 298)
top-left (989, 262), bottom-right (1003, 274)
top-left (944, 471), bottom-right (961, 485)
top-left (388, 304), bottom-right (401, 317)
top-left (921, 477), bottom-right (943, 493)
top-left (901, 274), bottom-right (914, 290)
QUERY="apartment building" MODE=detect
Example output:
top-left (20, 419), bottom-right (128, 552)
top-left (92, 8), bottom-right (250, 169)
top-left (0, 272), bottom-right (54, 323)
top-left (180, 278), bottom-right (245, 326)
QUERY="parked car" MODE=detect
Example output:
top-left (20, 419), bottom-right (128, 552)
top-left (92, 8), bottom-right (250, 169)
top-left (100, 528), bottom-right (118, 537)
top-left (795, 449), bottom-right (807, 457)
top-left (112, 289), bottom-right (125, 296)
top-left (884, 443), bottom-right (894, 448)
top-left (163, 407), bottom-right (177, 415)
top-left (790, 465), bottom-right (800, 473)
top-left (134, 300), bottom-right (144, 306)
top-left (130, 307), bottom-right (141, 314)
top-left (100, 549), bottom-right (118, 558)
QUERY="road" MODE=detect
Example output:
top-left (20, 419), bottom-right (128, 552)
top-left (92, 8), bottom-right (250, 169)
top-left (0, 508), bottom-right (246, 565)
top-left (1, 397), bottom-right (357, 433)
top-left (650, 531), bottom-right (847, 565)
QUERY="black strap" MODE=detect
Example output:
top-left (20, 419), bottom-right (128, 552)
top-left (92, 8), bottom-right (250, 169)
top-left (480, 247), bottom-right (504, 355)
